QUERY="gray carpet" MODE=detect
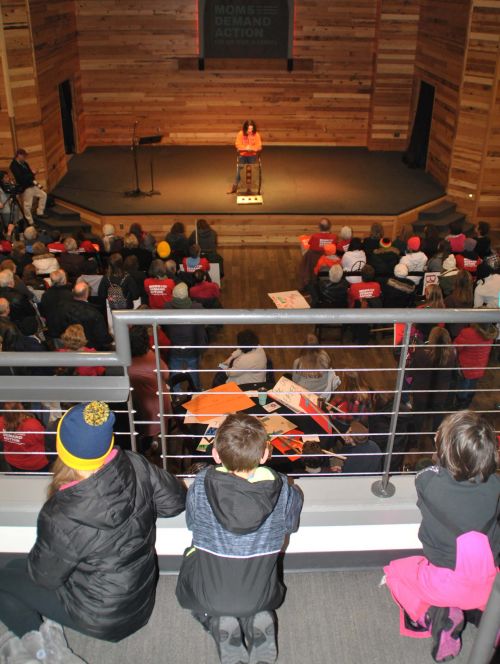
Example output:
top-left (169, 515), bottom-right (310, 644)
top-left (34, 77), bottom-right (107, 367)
top-left (1, 570), bottom-right (478, 664)
top-left (52, 146), bottom-right (445, 216)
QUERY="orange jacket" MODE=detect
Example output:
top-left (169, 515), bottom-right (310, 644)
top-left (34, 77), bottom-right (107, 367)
top-left (235, 130), bottom-right (262, 155)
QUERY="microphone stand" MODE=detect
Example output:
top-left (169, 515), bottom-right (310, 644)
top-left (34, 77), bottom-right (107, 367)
top-left (124, 121), bottom-right (149, 197)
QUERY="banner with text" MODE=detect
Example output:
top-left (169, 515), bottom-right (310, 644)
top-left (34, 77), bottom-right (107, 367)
top-left (201, 0), bottom-right (292, 59)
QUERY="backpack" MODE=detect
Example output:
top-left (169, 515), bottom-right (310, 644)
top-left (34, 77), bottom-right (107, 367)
top-left (107, 277), bottom-right (128, 310)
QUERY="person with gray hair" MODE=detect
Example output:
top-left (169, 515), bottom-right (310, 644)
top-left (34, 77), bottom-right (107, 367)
top-left (22, 226), bottom-right (37, 253)
top-left (315, 263), bottom-right (349, 307)
top-left (39, 270), bottom-right (73, 339)
top-left (0, 270), bottom-right (34, 327)
top-left (58, 236), bottom-right (86, 280)
top-left (0, 296), bottom-right (19, 352)
top-left (57, 280), bottom-right (112, 350)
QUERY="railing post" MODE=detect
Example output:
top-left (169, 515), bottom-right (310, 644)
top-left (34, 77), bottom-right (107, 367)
top-left (371, 322), bottom-right (412, 498)
top-left (152, 323), bottom-right (168, 470)
top-left (126, 391), bottom-right (137, 453)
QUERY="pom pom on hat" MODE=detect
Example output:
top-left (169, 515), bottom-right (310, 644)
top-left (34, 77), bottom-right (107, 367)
top-left (324, 243), bottom-right (336, 255)
top-left (379, 237), bottom-right (392, 249)
top-left (172, 282), bottom-right (189, 299)
top-left (156, 241), bottom-right (171, 259)
top-left (56, 401), bottom-right (115, 471)
top-left (394, 263), bottom-right (409, 278)
top-left (407, 236), bottom-right (421, 251)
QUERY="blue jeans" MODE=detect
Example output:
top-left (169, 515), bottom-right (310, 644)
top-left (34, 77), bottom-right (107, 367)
top-left (234, 155), bottom-right (257, 185)
top-left (456, 376), bottom-right (477, 408)
top-left (169, 354), bottom-right (201, 392)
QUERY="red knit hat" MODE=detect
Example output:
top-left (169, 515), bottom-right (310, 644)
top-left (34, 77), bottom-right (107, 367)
top-left (407, 236), bottom-right (421, 251)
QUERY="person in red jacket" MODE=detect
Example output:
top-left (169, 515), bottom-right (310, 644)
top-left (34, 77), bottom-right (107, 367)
top-left (57, 324), bottom-right (105, 377)
top-left (0, 402), bottom-right (49, 471)
top-left (313, 243), bottom-right (341, 275)
top-left (144, 259), bottom-right (175, 308)
top-left (455, 238), bottom-right (482, 274)
top-left (189, 269), bottom-right (220, 303)
top-left (348, 265), bottom-right (381, 308)
top-left (308, 218), bottom-right (338, 252)
top-left (453, 322), bottom-right (497, 408)
top-left (182, 244), bottom-right (210, 273)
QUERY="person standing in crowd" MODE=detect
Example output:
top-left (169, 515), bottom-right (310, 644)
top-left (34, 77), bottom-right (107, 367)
top-left (9, 149), bottom-right (48, 225)
top-left (475, 221), bottom-right (491, 258)
top-left (98, 252), bottom-right (140, 310)
top-left (176, 413), bottom-right (303, 664)
top-left (383, 411), bottom-right (499, 663)
top-left (453, 322), bottom-right (497, 408)
top-left (144, 259), bottom-right (175, 308)
top-left (165, 222), bottom-right (189, 264)
top-left (227, 120), bottom-right (262, 195)
top-left (0, 402), bottom-right (49, 472)
top-left (0, 402), bottom-right (186, 663)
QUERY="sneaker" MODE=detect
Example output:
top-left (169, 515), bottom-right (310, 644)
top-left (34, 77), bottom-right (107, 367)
top-left (210, 616), bottom-right (248, 664)
top-left (0, 630), bottom-right (40, 663)
top-left (246, 611), bottom-right (277, 664)
top-left (428, 606), bottom-right (464, 662)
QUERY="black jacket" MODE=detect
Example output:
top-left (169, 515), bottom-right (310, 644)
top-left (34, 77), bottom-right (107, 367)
top-left (27, 449), bottom-right (186, 642)
top-left (39, 284), bottom-right (73, 337)
top-left (163, 301), bottom-right (207, 357)
top-left (10, 158), bottom-right (36, 191)
top-left (382, 276), bottom-right (416, 308)
top-left (0, 286), bottom-right (35, 325)
top-left (416, 465), bottom-right (500, 569)
top-left (0, 315), bottom-right (19, 351)
top-left (176, 466), bottom-right (303, 617)
top-left (59, 298), bottom-right (112, 349)
top-left (316, 277), bottom-right (349, 308)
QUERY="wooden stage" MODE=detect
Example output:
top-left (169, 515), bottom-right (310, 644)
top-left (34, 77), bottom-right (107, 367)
top-left (53, 146), bottom-right (446, 245)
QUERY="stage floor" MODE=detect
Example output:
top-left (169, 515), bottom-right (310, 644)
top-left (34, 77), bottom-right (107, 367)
top-left (53, 146), bottom-right (445, 217)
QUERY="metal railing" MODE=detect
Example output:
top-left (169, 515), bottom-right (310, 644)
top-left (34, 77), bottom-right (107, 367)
top-left (0, 307), bottom-right (498, 497)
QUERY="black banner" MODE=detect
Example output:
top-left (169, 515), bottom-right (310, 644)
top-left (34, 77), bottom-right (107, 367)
top-left (202, 0), bottom-right (291, 59)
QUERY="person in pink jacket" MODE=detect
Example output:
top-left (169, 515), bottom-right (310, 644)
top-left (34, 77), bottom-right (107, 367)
top-left (383, 410), bottom-right (499, 662)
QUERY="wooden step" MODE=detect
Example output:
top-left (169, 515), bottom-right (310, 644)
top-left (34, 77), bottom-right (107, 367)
top-left (47, 204), bottom-right (82, 221)
top-left (37, 217), bottom-right (91, 235)
top-left (418, 200), bottom-right (457, 221)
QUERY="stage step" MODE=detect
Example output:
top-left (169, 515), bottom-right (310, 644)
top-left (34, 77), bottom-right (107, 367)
top-left (37, 217), bottom-right (91, 236)
top-left (417, 200), bottom-right (457, 220)
top-left (47, 204), bottom-right (82, 221)
top-left (413, 211), bottom-right (473, 235)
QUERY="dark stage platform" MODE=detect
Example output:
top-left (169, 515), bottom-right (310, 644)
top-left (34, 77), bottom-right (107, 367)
top-left (53, 146), bottom-right (445, 217)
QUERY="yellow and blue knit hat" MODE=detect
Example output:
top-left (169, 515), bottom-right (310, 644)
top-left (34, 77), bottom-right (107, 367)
top-left (56, 401), bottom-right (115, 471)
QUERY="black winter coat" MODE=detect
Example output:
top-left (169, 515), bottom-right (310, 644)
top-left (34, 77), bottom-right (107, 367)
top-left (27, 449), bottom-right (186, 642)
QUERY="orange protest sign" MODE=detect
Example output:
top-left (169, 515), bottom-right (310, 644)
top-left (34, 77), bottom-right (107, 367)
top-left (182, 382), bottom-right (255, 423)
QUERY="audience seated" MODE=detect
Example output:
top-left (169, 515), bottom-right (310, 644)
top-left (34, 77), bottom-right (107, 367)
top-left (59, 281), bottom-right (112, 350)
top-left (32, 242), bottom-right (59, 276)
top-left (474, 262), bottom-right (500, 308)
top-left (369, 237), bottom-right (400, 280)
top-left (57, 324), bottom-right (105, 377)
top-left (222, 329), bottom-right (267, 386)
top-left (0, 401), bottom-right (49, 472)
top-left (39, 269), bottom-right (73, 339)
top-left (341, 237), bottom-right (366, 283)
top-left (121, 232), bottom-right (153, 273)
top-left (347, 265), bottom-right (381, 308)
top-left (339, 421), bottom-right (383, 474)
top-left (0, 268), bottom-right (34, 326)
top-left (314, 263), bottom-right (349, 308)
top-left (101, 223), bottom-right (123, 253)
top-left (189, 269), bottom-right (221, 306)
top-left (420, 224), bottom-right (440, 259)
top-left (144, 259), bottom-right (175, 308)
top-left (438, 253), bottom-right (459, 297)
top-left (392, 223), bottom-right (413, 255)
top-left (291, 333), bottom-right (340, 398)
top-left (362, 223), bottom-right (384, 258)
top-left (123, 255), bottom-right (147, 303)
top-left (0, 297), bottom-right (19, 351)
top-left (382, 264), bottom-right (416, 308)
top-left (57, 237), bottom-right (87, 280)
top-left (98, 252), bottom-right (140, 309)
top-left (337, 225), bottom-right (352, 254)
top-left (445, 219), bottom-right (466, 253)
top-left (299, 218), bottom-right (337, 288)
top-left (427, 239), bottom-right (450, 273)
top-left (313, 243), bottom-right (340, 275)
top-left (182, 243), bottom-right (210, 273)
top-left (455, 237), bottom-right (481, 274)
top-left (330, 371), bottom-right (372, 425)
top-left (475, 221), bottom-right (491, 258)
top-left (397, 236), bottom-right (427, 285)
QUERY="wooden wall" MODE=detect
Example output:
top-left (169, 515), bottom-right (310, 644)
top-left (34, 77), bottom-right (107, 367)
top-left (413, 0), bottom-right (471, 188)
top-left (449, 0), bottom-right (500, 222)
top-left (368, 0), bottom-right (420, 150)
top-left (76, 0), bottom-right (416, 149)
top-left (28, 0), bottom-right (85, 188)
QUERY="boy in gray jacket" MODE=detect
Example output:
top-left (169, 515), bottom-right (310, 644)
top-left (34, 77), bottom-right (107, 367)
top-left (176, 413), bottom-right (303, 664)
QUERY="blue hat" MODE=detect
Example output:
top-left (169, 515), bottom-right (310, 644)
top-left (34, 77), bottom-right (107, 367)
top-left (56, 402), bottom-right (115, 471)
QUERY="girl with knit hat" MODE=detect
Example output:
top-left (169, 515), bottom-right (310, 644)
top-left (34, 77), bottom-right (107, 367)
top-left (0, 401), bottom-right (186, 661)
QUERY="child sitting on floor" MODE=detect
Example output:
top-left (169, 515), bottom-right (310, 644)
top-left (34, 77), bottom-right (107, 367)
top-left (176, 413), bottom-right (303, 664)
top-left (383, 410), bottom-right (499, 662)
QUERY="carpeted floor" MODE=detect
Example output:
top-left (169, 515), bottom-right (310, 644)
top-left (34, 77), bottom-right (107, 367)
top-left (0, 570), bottom-right (478, 664)
top-left (52, 145), bottom-right (445, 216)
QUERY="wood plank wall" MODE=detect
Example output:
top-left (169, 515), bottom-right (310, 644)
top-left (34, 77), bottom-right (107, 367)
top-left (368, 0), bottom-right (420, 150)
top-left (28, 0), bottom-right (85, 189)
top-left (413, 0), bottom-right (471, 188)
top-left (449, 0), bottom-right (500, 223)
top-left (0, 0), bottom-right (46, 182)
top-left (75, 0), bottom-right (414, 149)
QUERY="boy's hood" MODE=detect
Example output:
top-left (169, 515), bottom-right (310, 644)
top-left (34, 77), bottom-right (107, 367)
top-left (204, 466), bottom-right (283, 535)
